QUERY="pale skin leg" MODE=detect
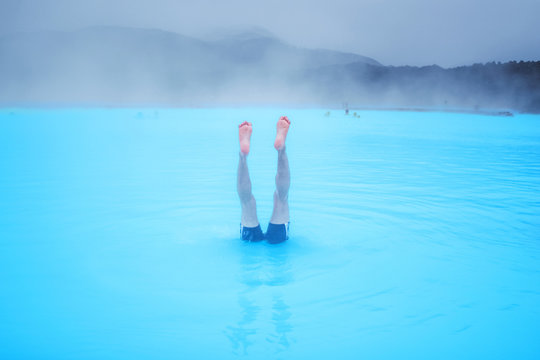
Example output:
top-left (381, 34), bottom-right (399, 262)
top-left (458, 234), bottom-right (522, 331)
top-left (237, 121), bottom-right (259, 227)
top-left (237, 117), bottom-right (291, 227)
top-left (270, 116), bottom-right (291, 225)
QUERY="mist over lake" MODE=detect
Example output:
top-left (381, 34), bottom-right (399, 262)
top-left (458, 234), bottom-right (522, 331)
top-left (1, 26), bottom-right (539, 112)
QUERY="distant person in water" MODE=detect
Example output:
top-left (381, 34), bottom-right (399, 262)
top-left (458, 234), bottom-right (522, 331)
top-left (237, 116), bottom-right (291, 244)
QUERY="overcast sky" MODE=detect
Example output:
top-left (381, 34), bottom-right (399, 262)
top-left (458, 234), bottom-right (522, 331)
top-left (1, 0), bottom-right (539, 67)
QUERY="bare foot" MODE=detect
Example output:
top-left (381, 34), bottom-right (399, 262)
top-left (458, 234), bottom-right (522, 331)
top-left (274, 116), bottom-right (290, 150)
top-left (239, 121), bottom-right (253, 155)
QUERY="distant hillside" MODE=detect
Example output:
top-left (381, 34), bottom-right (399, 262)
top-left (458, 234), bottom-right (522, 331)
top-left (0, 26), bottom-right (538, 112)
top-left (302, 61), bottom-right (540, 113)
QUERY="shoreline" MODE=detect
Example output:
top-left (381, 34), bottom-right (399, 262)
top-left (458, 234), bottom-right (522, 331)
top-left (346, 106), bottom-right (515, 117)
top-left (0, 103), bottom-right (519, 116)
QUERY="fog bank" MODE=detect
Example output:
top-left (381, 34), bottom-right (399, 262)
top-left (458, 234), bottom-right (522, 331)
top-left (0, 27), bottom-right (538, 112)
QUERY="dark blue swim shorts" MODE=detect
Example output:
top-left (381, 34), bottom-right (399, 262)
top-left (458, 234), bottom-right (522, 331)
top-left (240, 222), bottom-right (289, 244)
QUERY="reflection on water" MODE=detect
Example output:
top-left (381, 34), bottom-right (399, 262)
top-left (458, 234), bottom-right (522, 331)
top-left (225, 242), bottom-right (293, 355)
top-left (268, 296), bottom-right (293, 350)
top-left (226, 296), bottom-right (259, 355)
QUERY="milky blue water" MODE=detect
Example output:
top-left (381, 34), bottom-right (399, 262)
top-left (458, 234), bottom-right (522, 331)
top-left (1, 108), bottom-right (539, 359)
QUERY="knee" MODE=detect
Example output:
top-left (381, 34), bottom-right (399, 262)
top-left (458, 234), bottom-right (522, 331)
top-left (274, 189), bottom-right (288, 202)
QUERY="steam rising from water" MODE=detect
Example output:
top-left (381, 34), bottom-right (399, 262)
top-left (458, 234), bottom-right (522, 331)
top-left (0, 27), bottom-right (538, 112)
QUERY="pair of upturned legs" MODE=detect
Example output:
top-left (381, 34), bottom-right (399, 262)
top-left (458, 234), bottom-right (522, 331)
top-left (237, 117), bottom-right (291, 227)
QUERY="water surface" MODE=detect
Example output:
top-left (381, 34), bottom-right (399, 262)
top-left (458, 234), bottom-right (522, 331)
top-left (1, 108), bottom-right (539, 359)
